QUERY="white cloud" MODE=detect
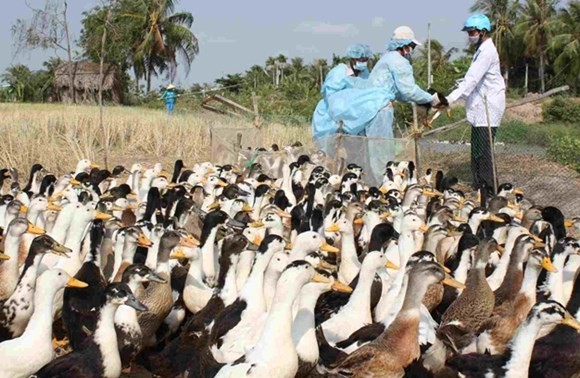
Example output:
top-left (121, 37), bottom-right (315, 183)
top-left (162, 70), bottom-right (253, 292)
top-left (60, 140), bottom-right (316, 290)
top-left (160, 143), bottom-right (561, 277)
top-left (294, 21), bottom-right (359, 37)
top-left (371, 17), bottom-right (385, 28)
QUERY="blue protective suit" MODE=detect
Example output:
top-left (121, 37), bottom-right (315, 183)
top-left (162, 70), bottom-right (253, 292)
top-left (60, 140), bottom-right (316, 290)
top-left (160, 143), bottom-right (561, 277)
top-left (325, 51), bottom-right (433, 183)
top-left (311, 63), bottom-right (369, 151)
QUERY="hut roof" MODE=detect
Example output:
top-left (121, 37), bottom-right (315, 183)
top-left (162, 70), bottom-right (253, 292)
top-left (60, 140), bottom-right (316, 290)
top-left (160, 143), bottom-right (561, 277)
top-left (55, 60), bottom-right (119, 91)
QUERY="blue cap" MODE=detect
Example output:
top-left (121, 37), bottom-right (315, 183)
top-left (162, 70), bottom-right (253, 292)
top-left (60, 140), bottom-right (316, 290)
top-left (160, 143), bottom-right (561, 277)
top-left (346, 44), bottom-right (373, 59)
top-left (463, 14), bottom-right (492, 32)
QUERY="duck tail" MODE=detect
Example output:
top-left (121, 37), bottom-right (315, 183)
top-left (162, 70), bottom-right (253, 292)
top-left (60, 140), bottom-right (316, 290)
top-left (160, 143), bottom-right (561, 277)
top-left (422, 337), bottom-right (448, 373)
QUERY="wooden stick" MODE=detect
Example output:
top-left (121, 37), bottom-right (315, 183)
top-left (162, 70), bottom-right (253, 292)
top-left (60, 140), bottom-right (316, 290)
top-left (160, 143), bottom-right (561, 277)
top-left (483, 94), bottom-right (498, 194)
top-left (422, 85), bottom-right (570, 137)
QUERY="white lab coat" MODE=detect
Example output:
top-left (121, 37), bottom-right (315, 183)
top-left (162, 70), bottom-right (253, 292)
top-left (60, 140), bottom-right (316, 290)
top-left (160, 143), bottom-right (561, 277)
top-left (447, 39), bottom-right (506, 127)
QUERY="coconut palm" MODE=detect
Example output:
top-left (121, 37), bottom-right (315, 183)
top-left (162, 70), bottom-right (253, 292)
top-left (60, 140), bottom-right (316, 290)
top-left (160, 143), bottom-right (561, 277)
top-left (549, 1), bottom-right (580, 83)
top-left (132, 0), bottom-right (199, 92)
top-left (471, 0), bottom-right (521, 87)
top-left (517, 0), bottom-right (558, 93)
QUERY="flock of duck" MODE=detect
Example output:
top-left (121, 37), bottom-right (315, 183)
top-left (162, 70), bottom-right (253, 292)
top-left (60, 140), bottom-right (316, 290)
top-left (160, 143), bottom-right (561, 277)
top-left (0, 146), bottom-right (578, 378)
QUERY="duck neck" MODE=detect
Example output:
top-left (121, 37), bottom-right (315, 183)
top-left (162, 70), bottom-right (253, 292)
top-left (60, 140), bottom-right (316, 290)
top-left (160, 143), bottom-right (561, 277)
top-left (292, 285), bottom-right (324, 363)
top-left (111, 235), bottom-right (125, 281)
top-left (454, 250), bottom-right (472, 287)
top-left (259, 276), bottom-right (303, 346)
top-left (0, 231), bottom-right (22, 297)
top-left (339, 228), bottom-right (360, 282)
top-left (343, 263), bottom-right (376, 319)
top-left (200, 227), bottom-right (219, 283)
top-left (121, 239), bottom-right (138, 264)
top-left (49, 206), bottom-right (75, 244)
top-left (263, 265), bottom-right (283, 312)
top-left (520, 262), bottom-right (542, 303)
top-left (468, 217), bottom-right (482, 234)
top-left (545, 253), bottom-right (567, 303)
top-left (503, 316), bottom-right (544, 378)
top-left (218, 255), bottom-right (239, 305)
top-left (94, 302), bottom-right (122, 378)
top-left (145, 232), bottom-right (162, 270)
top-left (21, 281), bottom-right (58, 341)
top-left (239, 252), bottom-right (273, 313)
top-left (398, 231), bottom-right (416, 268)
top-left (27, 207), bottom-right (42, 225)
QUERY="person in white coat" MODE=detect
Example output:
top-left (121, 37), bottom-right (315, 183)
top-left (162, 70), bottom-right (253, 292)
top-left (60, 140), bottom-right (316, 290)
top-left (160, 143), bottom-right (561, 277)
top-left (444, 14), bottom-right (506, 192)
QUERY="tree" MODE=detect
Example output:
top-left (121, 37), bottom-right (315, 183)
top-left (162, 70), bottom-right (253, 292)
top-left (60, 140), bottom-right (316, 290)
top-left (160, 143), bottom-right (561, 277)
top-left (131, 0), bottom-right (199, 92)
top-left (12, 0), bottom-right (75, 101)
top-left (471, 0), bottom-right (521, 87)
top-left (549, 1), bottom-right (580, 85)
top-left (517, 0), bottom-right (558, 93)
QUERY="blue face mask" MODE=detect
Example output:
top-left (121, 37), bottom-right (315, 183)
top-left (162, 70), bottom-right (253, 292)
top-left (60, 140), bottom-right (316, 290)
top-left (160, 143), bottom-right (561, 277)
top-left (354, 61), bottom-right (368, 71)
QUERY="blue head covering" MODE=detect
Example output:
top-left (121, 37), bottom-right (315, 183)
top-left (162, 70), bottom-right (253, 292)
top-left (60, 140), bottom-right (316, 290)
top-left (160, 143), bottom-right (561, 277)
top-left (346, 43), bottom-right (373, 59)
top-left (386, 39), bottom-right (414, 51)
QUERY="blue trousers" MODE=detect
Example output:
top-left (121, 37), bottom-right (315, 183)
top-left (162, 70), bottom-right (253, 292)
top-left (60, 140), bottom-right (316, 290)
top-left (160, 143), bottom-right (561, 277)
top-left (365, 104), bottom-right (395, 185)
top-left (166, 100), bottom-right (175, 113)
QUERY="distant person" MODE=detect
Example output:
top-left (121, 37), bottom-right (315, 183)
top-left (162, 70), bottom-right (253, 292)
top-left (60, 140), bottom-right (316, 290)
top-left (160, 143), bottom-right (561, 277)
top-left (161, 84), bottom-right (178, 113)
top-left (311, 43), bottom-right (373, 153)
top-left (443, 14), bottom-right (505, 191)
top-left (327, 26), bottom-right (443, 183)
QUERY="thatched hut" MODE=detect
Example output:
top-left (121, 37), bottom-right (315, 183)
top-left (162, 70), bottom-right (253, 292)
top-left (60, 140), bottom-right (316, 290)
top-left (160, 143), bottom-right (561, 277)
top-left (54, 60), bottom-right (123, 104)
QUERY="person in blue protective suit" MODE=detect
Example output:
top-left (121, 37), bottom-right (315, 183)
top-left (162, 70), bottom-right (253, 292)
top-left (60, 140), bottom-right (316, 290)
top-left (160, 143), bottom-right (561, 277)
top-left (311, 43), bottom-right (373, 153)
top-left (161, 84), bottom-right (178, 113)
top-left (328, 26), bottom-right (443, 184)
top-left (443, 14), bottom-right (505, 192)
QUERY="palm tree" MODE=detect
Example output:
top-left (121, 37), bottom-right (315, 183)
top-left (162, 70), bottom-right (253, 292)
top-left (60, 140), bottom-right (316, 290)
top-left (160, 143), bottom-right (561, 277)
top-left (471, 0), bottom-right (521, 87)
top-left (549, 1), bottom-right (580, 83)
top-left (517, 0), bottom-right (558, 93)
top-left (311, 59), bottom-right (328, 89)
top-left (245, 65), bottom-right (268, 90)
top-left (288, 57), bottom-right (310, 82)
top-left (132, 0), bottom-right (199, 92)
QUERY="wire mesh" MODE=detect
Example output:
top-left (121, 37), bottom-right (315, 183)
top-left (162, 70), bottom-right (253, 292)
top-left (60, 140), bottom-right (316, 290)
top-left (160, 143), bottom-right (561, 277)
top-left (209, 125), bottom-right (263, 166)
top-left (418, 124), bottom-right (580, 216)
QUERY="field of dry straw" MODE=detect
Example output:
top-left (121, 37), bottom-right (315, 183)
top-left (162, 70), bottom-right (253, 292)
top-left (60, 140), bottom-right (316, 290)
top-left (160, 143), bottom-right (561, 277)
top-left (0, 103), bottom-right (312, 174)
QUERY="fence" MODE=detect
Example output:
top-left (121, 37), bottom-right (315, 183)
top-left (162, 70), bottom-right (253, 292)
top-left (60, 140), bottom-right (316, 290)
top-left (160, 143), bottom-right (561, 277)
top-left (209, 99), bottom-right (580, 218)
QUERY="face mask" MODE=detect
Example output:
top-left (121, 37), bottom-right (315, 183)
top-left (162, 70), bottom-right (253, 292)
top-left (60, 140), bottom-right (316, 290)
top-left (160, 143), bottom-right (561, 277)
top-left (354, 61), bottom-right (368, 71)
top-left (403, 48), bottom-right (413, 62)
top-left (468, 35), bottom-right (481, 45)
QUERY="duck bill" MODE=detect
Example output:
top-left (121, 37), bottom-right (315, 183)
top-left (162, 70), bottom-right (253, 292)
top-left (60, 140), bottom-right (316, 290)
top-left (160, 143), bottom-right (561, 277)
top-left (331, 281), bottom-right (353, 293)
top-left (47, 203), bottom-right (63, 211)
top-left (320, 242), bottom-right (339, 253)
top-left (111, 206), bottom-right (125, 212)
top-left (442, 273), bottom-right (465, 289)
top-left (564, 220), bottom-right (574, 228)
top-left (67, 277), bottom-right (88, 288)
top-left (561, 312), bottom-right (580, 330)
top-left (19, 205), bottom-right (28, 214)
top-left (419, 225), bottom-right (429, 233)
top-left (170, 249), bottom-right (186, 260)
top-left (207, 202), bottom-right (220, 211)
top-left (242, 204), bottom-right (253, 213)
top-left (27, 223), bottom-right (46, 235)
top-left (533, 241), bottom-right (546, 249)
top-left (422, 189), bottom-right (443, 197)
top-left (496, 245), bottom-right (506, 255)
top-left (514, 212), bottom-right (524, 220)
top-left (325, 224), bottom-right (340, 233)
top-left (541, 257), bottom-right (558, 273)
top-left (514, 188), bottom-right (524, 195)
top-left (248, 221), bottom-right (265, 228)
top-left (275, 209), bottom-right (292, 219)
top-left (137, 234), bottom-right (153, 248)
top-left (379, 186), bottom-right (388, 194)
top-left (49, 192), bottom-right (64, 202)
top-left (146, 271), bottom-right (167, 283)
top-left (440, 263), bottom-right (452, 273)
top-left (379, 212), bottom-right (391, 220)
top-left (95, 212), bottom-right (113, 221)
top-left (90, 163), bottom-right (100, 169)
top-left (217, 181), bottom-right (228, 188)
top-left (453, 216), bottom-right (468, 223)
top-left (70, 179), bottom-right (82, 186)
top-left (125, 296), bottom-right (148, 312)
top-left (284, 242), bottom-right (293, 250)
top-left (179, 235), bottom-right (200, 248)
top-left (311, 273), bottom-right (332, 284)
top-left (51, 242), bottom-right (72, 257)
top-left (318, 260), bottom-right (335, 271)
top-left (0, 252), bottom-right (10, 260)
top-left (489, 215), bottom-right (505, 223)
top-left (252, 236), bottom-right (263, 246)
top-left (353, 217), bottom-right (364, 225)
top-left (530, 234), bottom-right (544, 243)
top-left (385, 260), bottom-right (399, 270)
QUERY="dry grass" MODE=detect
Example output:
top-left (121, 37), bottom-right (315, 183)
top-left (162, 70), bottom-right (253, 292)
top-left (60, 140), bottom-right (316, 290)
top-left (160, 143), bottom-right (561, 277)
top-left (0, 103), bottom-right (313, 175)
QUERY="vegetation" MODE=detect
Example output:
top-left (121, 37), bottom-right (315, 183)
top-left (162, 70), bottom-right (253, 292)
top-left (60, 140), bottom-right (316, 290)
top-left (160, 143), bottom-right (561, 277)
top-left (542, 97), bottom-right (580, 123)
top-left (547, 135), bottom-right (580, 172)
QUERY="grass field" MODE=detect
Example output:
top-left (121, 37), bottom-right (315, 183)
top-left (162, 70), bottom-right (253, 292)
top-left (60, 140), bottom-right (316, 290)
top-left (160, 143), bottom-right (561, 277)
top-left (0, 103), bottom-right (312, 175)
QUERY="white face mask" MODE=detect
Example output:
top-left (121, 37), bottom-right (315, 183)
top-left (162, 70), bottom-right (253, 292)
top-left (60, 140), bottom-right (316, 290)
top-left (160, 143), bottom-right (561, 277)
top-left (354, 61), bottom-right (368, 71)
top-left (468, 34), bottom-right (481, 45)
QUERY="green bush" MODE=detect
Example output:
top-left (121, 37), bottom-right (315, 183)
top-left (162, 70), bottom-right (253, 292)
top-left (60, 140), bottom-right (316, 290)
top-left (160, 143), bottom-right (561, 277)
top-left (542, 97), bottom-right (580, 124)
top-left (547, 136), bottom-right (580, 172)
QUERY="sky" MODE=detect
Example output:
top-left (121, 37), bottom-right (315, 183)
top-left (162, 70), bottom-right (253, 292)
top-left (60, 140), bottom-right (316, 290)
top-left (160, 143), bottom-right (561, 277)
top-left (0, 0), bottom-right (478, 87)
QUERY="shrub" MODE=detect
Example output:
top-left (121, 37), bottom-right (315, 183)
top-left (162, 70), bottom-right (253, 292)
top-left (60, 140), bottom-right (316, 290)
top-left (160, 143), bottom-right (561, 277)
top-left (547, 135), bottom-right (580, 172)
top-left (542, 97), bottom-right (580, 124)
